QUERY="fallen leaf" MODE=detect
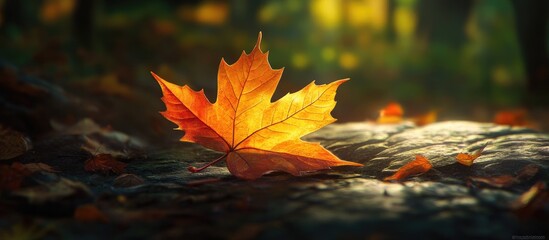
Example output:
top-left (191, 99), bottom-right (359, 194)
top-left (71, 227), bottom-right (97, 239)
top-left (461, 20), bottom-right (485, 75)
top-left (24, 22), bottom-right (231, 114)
top-left (469, 164), bottom-right (540, 188)
top-left (84, 154), bottom-right (127, 174)
top-left (383, 155), bottom-right (432, 181)
top-left (81, 135), bottom-right (129, 158)
top-left (152, 32), bottom-right (362, 180)
top-left (113, 174), bottom-right (144, 187)
top-left (0, 126), bottom-right (31, 160)
top-left (512, 182), bottom-right (549, 218)
top-left (412, 110), bottom-right (437, 126)
top-left (493, 109), bottom-right (527, 126)
top-left (50, 118), bottom-right (103, 135)
top-left (456, 145), bottom-right (487, 166)
top-left (516, 164), bottom-right (540, 181)
top-left (74, 204), bottom-right (109, 222)
top-left (377, 102), bottom-right (404, 124)
top-left (469, 175), bottom-right (517, 188)
top-left (51, 118), bottom-right (144, 147)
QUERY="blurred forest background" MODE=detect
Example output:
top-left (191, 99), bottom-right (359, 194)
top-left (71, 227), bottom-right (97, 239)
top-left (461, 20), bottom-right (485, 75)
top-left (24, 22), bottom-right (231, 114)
top-left (1, 0), bottom-right (549, 144)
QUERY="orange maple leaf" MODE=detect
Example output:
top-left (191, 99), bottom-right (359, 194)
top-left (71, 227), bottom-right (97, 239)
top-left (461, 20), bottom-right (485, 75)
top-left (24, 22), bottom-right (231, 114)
top-left (383, 155), bottom-right (432, 181)
top-left (152, 32), bottom-right (362, 180)
top-left (456, 145), bottom-right (486, 166)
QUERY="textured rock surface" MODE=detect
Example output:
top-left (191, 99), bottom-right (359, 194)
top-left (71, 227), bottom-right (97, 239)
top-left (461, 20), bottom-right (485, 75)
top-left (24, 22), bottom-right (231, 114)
top-left (1, 121), bottom-right (548, 239)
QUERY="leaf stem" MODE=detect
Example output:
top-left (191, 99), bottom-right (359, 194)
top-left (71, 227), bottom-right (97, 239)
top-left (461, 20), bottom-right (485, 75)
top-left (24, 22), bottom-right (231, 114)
top-left (187, 153), bottom-right (228, 173)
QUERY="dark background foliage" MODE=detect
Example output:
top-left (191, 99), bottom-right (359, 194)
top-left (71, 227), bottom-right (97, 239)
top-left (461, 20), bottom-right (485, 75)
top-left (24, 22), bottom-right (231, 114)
top-left (1, 0), bottom-right (548, 142)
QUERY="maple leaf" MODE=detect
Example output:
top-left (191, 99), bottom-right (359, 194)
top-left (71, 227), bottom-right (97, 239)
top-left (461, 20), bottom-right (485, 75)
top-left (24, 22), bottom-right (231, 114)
top-left (456, 144), bottom-right (487, 166)
top-left (152, 32), bottom-right (362, 180)
top-left (383, 155), bottom-right (432, 181)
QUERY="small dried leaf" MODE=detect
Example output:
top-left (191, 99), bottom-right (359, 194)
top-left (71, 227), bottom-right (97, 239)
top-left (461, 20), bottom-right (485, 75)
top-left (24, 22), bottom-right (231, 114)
top-left (84, 154), bottom-right (127, 174)
top-left (0, 126), bottom-right (31, 160)
top-left (53, 118), bottom-right (144, 147)
top-left (81, 135), bottom-right (128, 158)
top-left (51, 118), bottom-right (103, 135)
top-left (469, 164), bottom-right (541, 189)
top-left (377, 102), bottom-right (404, 124)
top-left (456, 145), bottom-right (486, 166)
top-left (380, 102), bottom-right (403, 117)
top-left (412, 110), bottom-right (437, 126)
top-left (469, 175), bottom-right (517, 188)
top-left (113, 174), bottom-right (144, 187)
top-left (383, 155), bottom-right (432, 181)
top-left (74, 204), bottom-right (109, 222)
top-left (516, 164), bottom-right (540, 181)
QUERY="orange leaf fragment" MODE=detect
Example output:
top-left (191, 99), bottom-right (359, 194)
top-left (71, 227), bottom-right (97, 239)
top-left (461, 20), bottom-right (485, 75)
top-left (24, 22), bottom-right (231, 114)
top-left (152, 32), bottom-right (362, 180)
top-left (412, 110), bottom-right (437, 126)
top-left (456, 145), bottom-right (486, 166)
top-left (493, 109), bottom-right (527, 126)
top-left (74, 204), bottom-right (109, 222)
top-left (84, 154), bottom-right (127, 174)
top-left (377, 102), bottom-right (404, 124)
top-left (469, 175), bottom-right (517, 188)
top-left (383, 155), bottom-right (432, 181)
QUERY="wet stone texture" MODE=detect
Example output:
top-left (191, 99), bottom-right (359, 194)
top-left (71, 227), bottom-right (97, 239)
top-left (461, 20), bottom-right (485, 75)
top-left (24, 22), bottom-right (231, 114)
top-left (1, 121), bottom-right (549, 239)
